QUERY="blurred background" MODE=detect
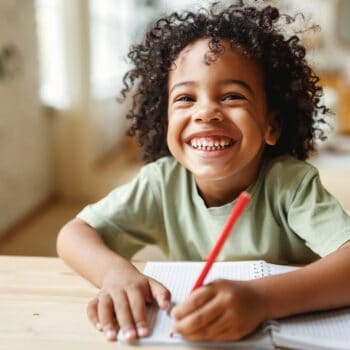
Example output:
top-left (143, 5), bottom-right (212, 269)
top-left (0, 0), bottom-right (349, 258)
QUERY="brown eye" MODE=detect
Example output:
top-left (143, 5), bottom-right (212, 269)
top-left (176, 96), bottom-right (194, 102)
top-left (223, 93), bottom-right (245, 101)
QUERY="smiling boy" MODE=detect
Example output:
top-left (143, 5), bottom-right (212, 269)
top-left (57, 4), bottom-right (350, 343)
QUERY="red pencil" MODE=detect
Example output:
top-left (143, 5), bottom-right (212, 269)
top-left (191, 191), bottom-right (251, 292)
top-left (169, 192), bottom-right (251, 338)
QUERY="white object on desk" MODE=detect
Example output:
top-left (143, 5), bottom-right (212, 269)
top-left (120, 261), bottom-right (350, 350)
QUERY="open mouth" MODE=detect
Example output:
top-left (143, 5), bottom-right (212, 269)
top-left (188, 136), bottom-right (235, 151)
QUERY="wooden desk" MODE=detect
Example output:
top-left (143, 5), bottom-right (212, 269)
top-left (2, 256), bottom-right (258, 350)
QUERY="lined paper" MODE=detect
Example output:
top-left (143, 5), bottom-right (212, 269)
top-left (118, 261), bottom-right (273, 348)
top-left (273, 308), bottom-right (350, 350)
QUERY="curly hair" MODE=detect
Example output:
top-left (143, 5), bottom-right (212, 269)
top-left (119, 1), bottom-right (329, 162)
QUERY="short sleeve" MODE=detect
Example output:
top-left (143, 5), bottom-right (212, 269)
top-left (77, 164), bottom-right (166, 259)
top-left (287, 168), bottom-right (350, 256)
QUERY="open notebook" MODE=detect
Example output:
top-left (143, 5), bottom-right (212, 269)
top-left (118, 261), bottom-right (350, 350)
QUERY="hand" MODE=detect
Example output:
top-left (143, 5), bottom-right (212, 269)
top-left (86, 265), bottom-right (171, 342)
top-left (170, 279), bottom-right (266, 341)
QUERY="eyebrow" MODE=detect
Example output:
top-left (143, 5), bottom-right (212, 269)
top-left (219, 79), bottom-right (255, 97)
top-left (169, 81), bottom-right (194, 95)
top-left (169, 79), bottom-right (255, 96)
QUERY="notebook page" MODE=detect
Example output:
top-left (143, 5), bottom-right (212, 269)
top-left (144, 261), bottom-right (269, 305)
top-left (272, 308), bottom-right (350, 350)
top-left (119, 261), bottom-right (273, 348)
top-left (266, 263), bottom-right (299, 275)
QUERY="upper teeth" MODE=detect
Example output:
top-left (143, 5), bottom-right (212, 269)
top-left (190, 137), bottom-right (232, 148)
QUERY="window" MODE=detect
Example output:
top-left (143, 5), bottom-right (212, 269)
top-left (89, 0), bottom-right (133, 99)
top-left (35, 0), bottom-right (202, 106)
top-left (35, 0), bottom-right (69, 108)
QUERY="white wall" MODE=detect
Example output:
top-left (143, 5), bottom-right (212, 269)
top-left (0, 0), bottom-right (53, 234)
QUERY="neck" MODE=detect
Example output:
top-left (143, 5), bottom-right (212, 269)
top-left (195, 156), bottom-right (263, 208)
top-left (196, 184), bottom-right (242, 207)
top-left (197, 176), bottom-right (255, 207)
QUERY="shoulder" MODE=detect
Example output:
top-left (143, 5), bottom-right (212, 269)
top-left (254, 156), bottom-right (324, 228)
top-left (260, 155), bottom-right (320, 207)
top-left (264, 155), bottom-right (318, 188)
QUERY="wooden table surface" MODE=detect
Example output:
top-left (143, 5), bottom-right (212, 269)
top-left (1, 255), bottom-right (261, 350)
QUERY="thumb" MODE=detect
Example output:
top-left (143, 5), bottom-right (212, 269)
top-left (148, 277), bottom-right (171, 310)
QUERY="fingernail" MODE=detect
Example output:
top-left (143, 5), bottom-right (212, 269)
top-left (96, 322), bottom-right (102, 331)
top-left (105, 329), bottom-right (116, 340)
top-left (123, 328), bottom-right (136, 341)
top-left (105, 329), bottom-right (117, 340)
top-left (137, 326), bottom-right (148, 337)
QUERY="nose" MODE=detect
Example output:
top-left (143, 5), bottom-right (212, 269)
top-left (193, 101), bottom-right (224, 123)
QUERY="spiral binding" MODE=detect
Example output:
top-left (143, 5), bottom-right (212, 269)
top-left (252, 260), bottom-right (270, 278)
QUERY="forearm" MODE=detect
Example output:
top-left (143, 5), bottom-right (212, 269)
top-left (57, 218), bottom-right (136, 287)
top-left (253, 243), bottom-right (350, 320)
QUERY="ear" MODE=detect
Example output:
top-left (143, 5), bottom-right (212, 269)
top-left (264, 114), bottom-right (281, 146)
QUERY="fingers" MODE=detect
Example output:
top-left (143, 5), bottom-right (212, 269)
top-left (87, 275), bottom-right (172, 343)
top-left (97, 285), bottom-right (155, 342)
top-left (183, 314), bottom-right (233, 341)
top-left (126, 287), bottom-right (150, 338)
top-left (97, 293), bottom-right (118, 341)
top-left (149, 277), bottom-right (171, 310)
top-left (171, 286), bottom-right (213, 320)
top-left (172, 290), bottom-right (222, 336)
top-left (112, 289), bottom-right (138, 342)
top-left (86, 297), bottom-right (102, 331)
top-left (114, 278), bottom-right (171, 342)
top-left (171, 280), bottom-right (259, 341)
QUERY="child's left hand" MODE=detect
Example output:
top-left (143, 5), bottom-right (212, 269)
top-left (170, 279), bottom-right (266, 341)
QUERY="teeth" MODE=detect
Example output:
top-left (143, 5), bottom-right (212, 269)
top-left (190, 137), bottom-right (233, 150)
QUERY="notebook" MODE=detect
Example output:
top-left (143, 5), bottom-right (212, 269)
top-left (118, 261), bottom-right (350, 350)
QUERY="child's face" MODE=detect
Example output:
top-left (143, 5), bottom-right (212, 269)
top-left (167, 38), bottom-right (279, 203)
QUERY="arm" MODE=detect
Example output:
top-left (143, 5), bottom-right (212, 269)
top-left (254, 241), bottom-right (350, 319)
top-left (57, 218), bottom-right (170, 342)
top-left (57, 218), bottom-right (136, 287)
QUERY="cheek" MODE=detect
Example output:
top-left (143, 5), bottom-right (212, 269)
top-left (235, 105), bottom-right (264, 128)
top-left (234, 112), bottom-right (267, 146)
top-left (167, 111), bottom-right (188, 138)
top-left (166, 116), bottom-right (182, 152)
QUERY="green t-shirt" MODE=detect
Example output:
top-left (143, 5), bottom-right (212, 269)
top-left (77, 156), bottom-right (350, 264)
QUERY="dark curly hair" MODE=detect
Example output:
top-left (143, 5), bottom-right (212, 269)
top-left (120, 1), bottom-right (329, 162)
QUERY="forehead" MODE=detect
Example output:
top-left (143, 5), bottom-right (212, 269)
top-left (168, 38), bottom-right (263, 88)
top-left (175, 38), bottom-right (217, 65)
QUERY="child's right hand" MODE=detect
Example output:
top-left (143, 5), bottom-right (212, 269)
top-left (86, 265), bottom-right (171, 342)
